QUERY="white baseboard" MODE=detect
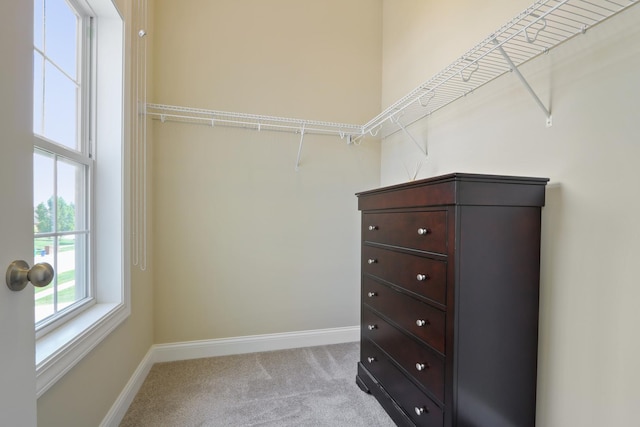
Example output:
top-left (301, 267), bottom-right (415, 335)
top-left (99, 347), bottom-right (155, 427)
top-left (100, 325), bottom-right (359, 426)
top-left (153, 325), bottom-right (360, 362)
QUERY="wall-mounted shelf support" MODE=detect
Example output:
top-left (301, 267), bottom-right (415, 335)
top-left (493, 38), bottom-right (552, 127)
top-left (295, 124), bottom-right (306, 172)
top-left (390, 114), bottom-right (428, 157)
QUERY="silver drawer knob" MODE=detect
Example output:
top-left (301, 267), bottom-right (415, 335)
top-left (416, 274), bottom-right (429, 281)
top-left (417, 228), bottom-right (430, 235)
top-left (367, 259), bottom-right (377, 264)
top-left (414, 406), bottom-right (428, 416)
top-left (416, 319), bottom-right (429, 327)
top-left (415, 363), bottom-right (428, 371)
top-left (368, 225), bottom-right (378, 231)
top-left (368, 324), bottom-right (377, 330)
top-left (367, 292), bottom-right (377, 297)
top-left (367, 356), bottom-right (376, 363)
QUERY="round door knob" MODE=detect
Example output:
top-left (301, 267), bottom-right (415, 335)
top-left (367, 259), bottom-right (377, 264)
top-left (368, 225), bottom-right (378, 231)
top-left (367, 292), bottom-right (377, 297)
top-left (368, 324), bottom-right (377, 330)
top-left (367, 357), bottom-right (376, 363)
top-left (416, 319), bottom-right (429, 327)
top-left (6, 260), bottom-right (54, 292)
top-left (417, 228), bottom-right (430, 235)
top-left (416, 363), bottom-right (429, 371)
top-left (415, 406), bottom-right (429, 416)
top-left (416, 274), bottom-right (429, 281)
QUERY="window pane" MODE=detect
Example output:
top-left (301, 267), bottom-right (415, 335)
top-left (43, 61), bottom-right (78, 149)
top-left (34, 0), bottom-right (44, 52)
top-left (34, 236), bottom-right (55, 323)
top-left (33, 52), bottom-right (44, 135)
top-left (57, 158), bottom-right (85, 231)
top-left (57, 235), bottom-right (87, 311)
top-left (44, 0), bottom-right (78, 79)
top-left (34, 151), bottom-right (54, 233)
top-left (34, 153), bottom-right (89, 325)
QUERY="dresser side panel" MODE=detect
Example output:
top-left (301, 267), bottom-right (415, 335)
top-left (456, 181), bottom-right (547, 207)
top-left (454, 205), bottom-right (542, 427)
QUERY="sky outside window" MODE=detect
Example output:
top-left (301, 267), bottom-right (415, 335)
top-left (33, 0), bottom-right (80, 151)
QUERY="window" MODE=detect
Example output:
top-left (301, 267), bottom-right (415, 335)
top-left (33, 0), bottom-right (128, 396)
top-left (33, 0), bottom-right (93, 330)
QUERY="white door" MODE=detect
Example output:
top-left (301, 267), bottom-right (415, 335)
top-left (0, 0), bottom-right (38, 425)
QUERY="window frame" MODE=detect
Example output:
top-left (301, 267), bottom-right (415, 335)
top-left (34, 0), bottom-right (129, 397)
top-left (33, 0), bottom-right (95, 333)
top-left (33, 147), bottom-right (94, 337)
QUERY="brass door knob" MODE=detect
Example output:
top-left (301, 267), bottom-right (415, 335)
top-left (6, 260), bottom-right (54, 291)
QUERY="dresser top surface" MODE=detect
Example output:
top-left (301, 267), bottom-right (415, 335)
top-left (356, 173), bottom-right (549, 210)
top-left (357, 173), bottom-right (549, 197)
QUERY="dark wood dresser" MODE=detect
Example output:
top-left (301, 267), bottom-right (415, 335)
top-left (355, 173), bottom-right (548, 427)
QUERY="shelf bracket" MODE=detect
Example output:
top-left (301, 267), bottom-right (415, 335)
top-left (493, 38), bottom-right (552, 127)
top-left (294, 124), bottom-right (306, 172)
top-left (390, 115), bottom-right (427, 157)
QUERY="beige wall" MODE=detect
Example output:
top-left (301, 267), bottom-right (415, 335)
top-left (381, 1), bottom-right (640, 426)
top-left (152, 0), bottom-right (381, 343)
top-left (37, 2), bottom-right (640, 425)
top-left (381, 0), bottom-right (531, 108)
top-left (153, 0), bottom-right (382, 123)
top-left (36, 0), bottom-right (155, 426)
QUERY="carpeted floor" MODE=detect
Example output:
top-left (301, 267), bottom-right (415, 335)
top-left (120, 342), bottom-right (396, 426)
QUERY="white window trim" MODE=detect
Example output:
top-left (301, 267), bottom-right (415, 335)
top-left (36, 303), bottom-right (128, 396)
top-left (35, 0), bottom-right (129, 398)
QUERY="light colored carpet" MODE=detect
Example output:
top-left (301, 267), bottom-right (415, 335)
top-left (120, 342), bottom-right (396, 427)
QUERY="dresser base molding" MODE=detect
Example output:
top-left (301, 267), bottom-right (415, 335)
top-left (357, 363), bottom-right (415, 427)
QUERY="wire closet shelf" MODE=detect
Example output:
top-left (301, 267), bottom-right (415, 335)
top-left (145, 103), bottom-right (362, 140)
top-left (362, 0), bottom-right (639, 139)
top-left (146, 0), bottom-right (638, 141)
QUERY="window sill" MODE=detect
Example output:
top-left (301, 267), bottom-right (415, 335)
top-left (36, 302), bottom-right (130, 397)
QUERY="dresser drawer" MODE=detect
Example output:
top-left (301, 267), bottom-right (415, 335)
top-left (362, 211), bottom-right (447, 254)
top-left (363, 279), bottom-right (446, 354)
top-left (363, 246), bottom-right (447, 305)
top-left (362, 307), bottom-right (445, 403)
top-left (361, 339), bottom-right (444, 427)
